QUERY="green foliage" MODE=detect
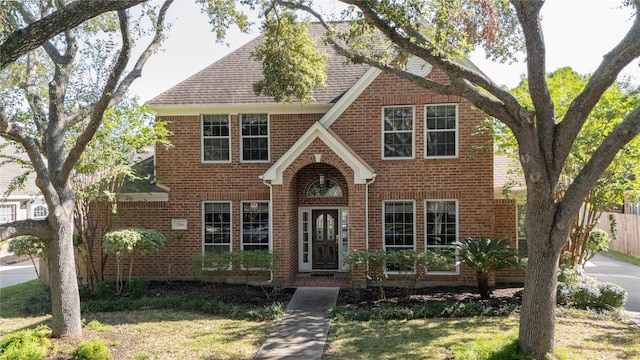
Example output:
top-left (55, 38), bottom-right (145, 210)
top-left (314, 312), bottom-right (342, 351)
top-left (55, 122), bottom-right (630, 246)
top-left (456, 236), bottom-right (522, 274)
top-left (584, 228), bottom-right (613, 263)
top-left (0, 325), bottom-right (51, 360)
top-left (557, 268), bottom-right (627, 309)
top-left (102, 228), bottom-right (167, 294)
top-left (102, 228), bottom-right (167, 258)
top-left (96, 281), bottom-right (116, 300)
top-left (80, 296), bottom-right (284, 321)
top-left (73, 338), bottom-right (111, 360)
top-left (125, 278), bottom-right (150, 299)
top-left (329, 299), bottom-right (518, 321)
top-left (252, 11), bottom-right (328, 103)
top-left (18, 285), bottom-right (51, 316)
top-left (450, 331), bottom-right (530, 360)
top-left (8, 236), bottom-right (44, 260)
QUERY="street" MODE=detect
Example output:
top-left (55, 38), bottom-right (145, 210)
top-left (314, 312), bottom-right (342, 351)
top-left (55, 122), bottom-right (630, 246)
top-left (0, 259), bottom-right (39, 288)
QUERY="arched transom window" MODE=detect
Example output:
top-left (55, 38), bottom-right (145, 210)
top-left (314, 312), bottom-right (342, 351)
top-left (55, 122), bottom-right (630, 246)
top-left (307, 177), bottom-right (343, 198)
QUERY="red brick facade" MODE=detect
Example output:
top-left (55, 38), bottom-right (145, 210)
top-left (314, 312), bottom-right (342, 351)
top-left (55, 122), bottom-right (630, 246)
top-left (108, 65), bottom-right (522, 287)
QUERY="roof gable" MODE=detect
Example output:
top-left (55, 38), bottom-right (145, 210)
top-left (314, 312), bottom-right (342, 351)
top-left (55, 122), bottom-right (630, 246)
top-left (149, 23), bottom-right (369, 109)
top-left (262, 122), bottom-right (375, 185)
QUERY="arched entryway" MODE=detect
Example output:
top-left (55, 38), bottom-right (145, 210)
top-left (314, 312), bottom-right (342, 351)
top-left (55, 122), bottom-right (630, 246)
top-left (294, 163), bottom-right (349, 272)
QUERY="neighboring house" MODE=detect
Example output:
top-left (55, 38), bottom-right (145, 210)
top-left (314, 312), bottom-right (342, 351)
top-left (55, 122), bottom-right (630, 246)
top-left (0, 138), bottom-right (48, 226)
top-left (110, 24), bottom-right (523, 287)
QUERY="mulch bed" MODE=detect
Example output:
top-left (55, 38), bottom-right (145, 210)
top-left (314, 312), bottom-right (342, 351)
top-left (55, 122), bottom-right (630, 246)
top-left (145, 281), bottom-right (524, 309)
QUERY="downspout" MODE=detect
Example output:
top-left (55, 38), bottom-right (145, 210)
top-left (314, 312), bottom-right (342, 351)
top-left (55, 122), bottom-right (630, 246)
top-left (259, 175), bottom-right (274, 284)
top-left (365, 175), bottom-right (377, 280)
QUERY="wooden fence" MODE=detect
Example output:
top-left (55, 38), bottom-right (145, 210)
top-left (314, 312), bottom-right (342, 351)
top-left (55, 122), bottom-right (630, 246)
top-left (597, 212), bottom-right (640, 258)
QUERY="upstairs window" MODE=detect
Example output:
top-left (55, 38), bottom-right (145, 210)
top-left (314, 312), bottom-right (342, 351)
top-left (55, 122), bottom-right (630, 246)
top-left (241, 114), bottom-right (269, 162)
top-left (33, 205), bottom-right (48, 219)
top-left (0, 205), bottom-right (15, 224)
top-left (202, 114), bottom-right (230, 162)
top-left (425, 104), bottom-right (457, 158)
top-left (382, 106), bottom-right (414, 159)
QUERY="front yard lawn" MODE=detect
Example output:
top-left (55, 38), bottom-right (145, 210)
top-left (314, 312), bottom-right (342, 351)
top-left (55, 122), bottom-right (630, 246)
top-left (1, 280), bottom-right (639, 359)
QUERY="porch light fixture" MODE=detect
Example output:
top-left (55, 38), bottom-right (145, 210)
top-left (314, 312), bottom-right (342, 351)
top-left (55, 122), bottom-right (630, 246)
top-left (319, 174), bottom-right (326, 187)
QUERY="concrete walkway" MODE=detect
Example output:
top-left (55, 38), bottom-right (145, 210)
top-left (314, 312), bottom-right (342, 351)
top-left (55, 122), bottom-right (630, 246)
top-left (254, 287), bottom-right (339, 360)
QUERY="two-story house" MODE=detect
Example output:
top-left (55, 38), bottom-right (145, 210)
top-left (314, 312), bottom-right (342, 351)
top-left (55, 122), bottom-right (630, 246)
top-left (112, 24), bottom-right (523, 287)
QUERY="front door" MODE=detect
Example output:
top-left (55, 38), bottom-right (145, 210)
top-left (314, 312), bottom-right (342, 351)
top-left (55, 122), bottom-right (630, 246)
top-left (312, 209), bottom-right (339, 269)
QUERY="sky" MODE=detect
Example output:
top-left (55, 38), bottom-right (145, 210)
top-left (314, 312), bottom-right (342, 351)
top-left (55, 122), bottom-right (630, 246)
top-left (128, 0), bottom-right (640, 102)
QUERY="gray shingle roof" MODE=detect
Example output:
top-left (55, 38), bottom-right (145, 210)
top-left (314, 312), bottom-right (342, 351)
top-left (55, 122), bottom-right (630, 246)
top-left (149, 23), bottom-right (370, 106)
top-left (0, 138), bottom-right (40, 197)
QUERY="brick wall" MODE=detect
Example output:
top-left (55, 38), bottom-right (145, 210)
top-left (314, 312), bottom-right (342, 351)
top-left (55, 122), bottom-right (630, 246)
top-left (104, 66), bottom-right (525, 285)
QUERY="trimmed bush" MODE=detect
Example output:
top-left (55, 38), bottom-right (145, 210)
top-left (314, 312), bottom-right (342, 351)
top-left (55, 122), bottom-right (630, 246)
top-left (125, 278), bottom-right (149, 298)
top-left (557, 276), bottom-right (627, 309)
top-left (73, 338), bottom-right (111, 360)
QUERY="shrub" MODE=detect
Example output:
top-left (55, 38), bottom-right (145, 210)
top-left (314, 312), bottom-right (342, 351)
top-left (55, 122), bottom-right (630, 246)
top-left (0, 325), bottom-right (51, 360)
top-left (19, 286), bottom-right (51, 316)
top-left (455, 236), bottom-right (523, 299)
top-left (557, 275), bottom-right (627, 309)
top-left (8, 236), bottom-right (46, 284)
top-left (103, 228), bottom-right (167, 294)
top-left (125, 278), bottom-right (149, 298)
top-left (73, 339), bottom-right (111, 360)
top-left (96, 281), bottom-right (116, 299)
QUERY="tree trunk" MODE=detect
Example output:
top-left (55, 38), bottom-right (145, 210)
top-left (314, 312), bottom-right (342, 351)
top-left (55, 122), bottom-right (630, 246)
top-left (46, 207), bottom-right (82, 338)
top-left (477, 273), bottom-right (490, 300)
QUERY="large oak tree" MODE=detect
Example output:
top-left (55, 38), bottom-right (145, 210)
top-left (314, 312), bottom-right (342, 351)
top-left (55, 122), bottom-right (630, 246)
top-left (249, 1), bottom-right (640, 358)
top-left (0, 0), bottom-right (250, 338)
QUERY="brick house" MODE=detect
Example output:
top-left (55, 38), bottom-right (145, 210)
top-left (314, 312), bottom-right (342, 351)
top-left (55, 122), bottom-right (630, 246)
top-left (112, 24), bottom-right (523, 287)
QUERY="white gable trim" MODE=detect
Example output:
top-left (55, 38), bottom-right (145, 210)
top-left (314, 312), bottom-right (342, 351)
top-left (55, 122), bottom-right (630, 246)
top-left (319, 67), bottom-right (382, 128)
top-left (262, 122), bottom-right (375, 185)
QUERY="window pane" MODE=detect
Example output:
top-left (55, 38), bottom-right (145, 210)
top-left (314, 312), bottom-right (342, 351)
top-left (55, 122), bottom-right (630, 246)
top-left (0, 205), bottom-right (15, 224)
top-left (242, 202), bottom-right (269, 251)
top-left (383, 106), bottom-right (413, 158)
top-left (203, 202), bottom-right (231, 253)
top-left (383, 201), bottom-right (414, 249)
top-left (241, 114), bottom-right (269, 161)
top-left (426, 201), bottom-right (457, 246)
top-left (203, 115), bottom-right (230, 161)
top-left (425, 105), bottom-right (457, 157)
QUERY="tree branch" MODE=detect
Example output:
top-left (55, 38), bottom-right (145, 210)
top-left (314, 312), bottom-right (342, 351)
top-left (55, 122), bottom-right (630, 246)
top-left (0, 219), bottom-right (50, 242)
top-left (58, 10), bottom-right (132, 184)
top-left (557, 106), bottom-right (640, 233)
top-left (0, 0), bottom-right (146, 70)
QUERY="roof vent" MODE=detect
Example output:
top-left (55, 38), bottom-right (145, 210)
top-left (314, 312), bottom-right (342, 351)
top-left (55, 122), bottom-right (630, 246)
top-left (406, 56), bottom-right (432, 77)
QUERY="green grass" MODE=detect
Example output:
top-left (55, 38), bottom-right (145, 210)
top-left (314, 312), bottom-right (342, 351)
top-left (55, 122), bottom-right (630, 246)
top-left (604, 250), bottom-right (640, 266)
top-left (324, 313), bottom-right (640, 360)
top-left (2, 281), bottom-right (639, 359)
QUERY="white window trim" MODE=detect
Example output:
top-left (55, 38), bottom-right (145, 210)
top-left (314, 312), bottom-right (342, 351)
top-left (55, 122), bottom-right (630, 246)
top-left (240, 113), bottom-right (270, 163)
top-left (381, 105), bottom-right (415, 160)
top-left (32, 205), bottom-right (48, 219)
top-left (425, 199), bottom-right (460, 275)
top-left (0, 204), bottom-right (16, 224)
top-left (382, 200), bottom-right (417, 274)
top-left (240, 201), bottom-right (271, 252)
top-left (202, 201), bottom-right (233, 256)
top-left (202, 114), bottom-right (231, 164)
top-left (424, 103), bottom-right (459, 159)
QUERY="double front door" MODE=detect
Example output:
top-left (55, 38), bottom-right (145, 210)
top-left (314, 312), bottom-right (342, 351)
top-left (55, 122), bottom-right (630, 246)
top-left (312, 209), bottom-right (339, 269)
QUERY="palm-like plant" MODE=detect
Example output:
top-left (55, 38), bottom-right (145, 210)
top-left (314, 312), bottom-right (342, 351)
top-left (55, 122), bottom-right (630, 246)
top-left (456, 236), bottom-right (523, 299)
